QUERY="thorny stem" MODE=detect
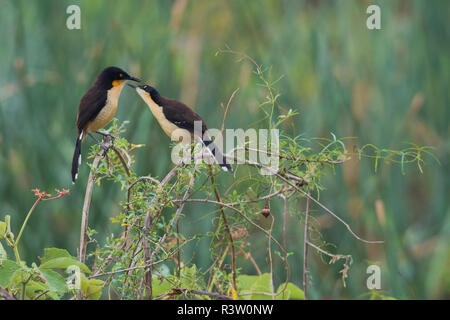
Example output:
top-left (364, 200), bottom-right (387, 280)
top-left (206, 245), bottom-right (230, 293)
top-left (143, 163), bottom-right (197, 299)
top-left (143, 211), bottom-right (153, 300)
top-left (178, 197), bottom-right (291, 298)
top-left (156, 288), bottom-right (233, 300)
top-left (209, 167), bottom-right (237, 298)
top-left (94, 164), bottom-right (181, 278)
top-left (82, 126), bottom-right (386, 299)
top-left (231, 154), bottom-right (383, 244)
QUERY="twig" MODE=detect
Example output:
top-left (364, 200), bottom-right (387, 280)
top-left (229, 146), bottom-right (346, 165)
top-left (160, 162), bottom-right (183, 186)
top-left (143, 208), bottom-right (153, 300)
top-left (156, 288), bottom-right (232, 300)
top-left (289, 179), bottom-right (383, 244)
top-left (177, 196), bottom-right (291, 298)
top-left (220, 88), bottom-right (239, 133)
top-left (303, 186), bottom-right (311, 300)
top-left (306, 241), bottom-right (335, 258)
top-left (206, 245), bottom-right (230, 292)
top-left (282, 194), bottom-right (288, 253)
top-left (110, 146), bottom-right (131, 177)
top-left (143, 163), bottom-right (198, 299)
top-left (267, 214), bottom-right (275, 299)
top-left (33, 289), bottom-right (50, 300)
top-left (0, 286), bottom-right (16, 300)
top-left (126, 176), bottom-right (161, 213)
top-left (78, 135), bottom-right (113, 263)
top-left (306, 241), bottom-right (353, 288)
top-left (208, 167), bottom-right (237, 298)
top-left (190, 289), bottom-right (233, 300)
top-left (239, 246), bottom-right (262, 276)
top-left (233, 154), bottom-right (383, 244)
top-left (94, 164), bottom-right (181, 278)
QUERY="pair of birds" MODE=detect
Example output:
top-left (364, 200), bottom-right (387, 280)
top-left (71, 66), bottom-right (232, 183)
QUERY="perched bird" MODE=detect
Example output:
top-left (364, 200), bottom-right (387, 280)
top-left (128, 83), bottom-right (232, 173)
top-left (71, 66), bottom-right (141, 183)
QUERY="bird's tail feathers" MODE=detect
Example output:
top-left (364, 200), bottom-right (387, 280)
top-left (203, 139), bottom-right (233, 173)
top-left (71, 132), bottom-right (83, 183)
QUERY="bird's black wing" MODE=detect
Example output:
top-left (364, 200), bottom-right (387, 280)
top-left (76, 83), bottom-right (108, 133)
top-left (161, 97), bottom-right (207, 134)
top-left (160, 97), bottom-right (233, 173)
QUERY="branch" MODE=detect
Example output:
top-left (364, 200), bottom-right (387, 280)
top-left (0, 286), bottom-right (16, 300)
top-left (303, 187), bottom-right (311, 299)
top-left (110, 145), bottom-right (131, 177)
top-left (208, 167), bottom-right (237, 298)
top-left (175, 196), bottom-right (291, 298)
top-left (306, 241), bottom-right (353, 288)
top-left (142, 162), bottom-right (197, 299)
top-left (230, 154), bottom-right (383, 244)
top-left (92, 162), bottom-right (182, 278)
top-left (156, 288), bottom-right (233, 300)
top-left (78, 135), bottom-right (113, 263)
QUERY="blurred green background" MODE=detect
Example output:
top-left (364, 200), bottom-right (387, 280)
top-left (0, 0), bottom-right (448, 299)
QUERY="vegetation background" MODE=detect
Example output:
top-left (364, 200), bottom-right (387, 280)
top-left (0, 0), bottom-right (448, 299)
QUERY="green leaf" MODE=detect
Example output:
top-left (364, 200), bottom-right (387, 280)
top-left (39, 248), bottom-right (72, 264)
top-left (80, 273), bottom-right (104, 300)
top-left (39, 268), bottom-right (68, 295)
top-left (0, 259), bottom-right (21, 287)
top-left (179, 264), bottom-right (200, 289)
top-left (236, 274), bottom-right (304, 300)
top-left (152, 276), bottom-right (172, 298)
top-left (237, 273), bottom-right (273, 300)
top-left (40, 257), bottom-right (91, 274)
top-left (381, 295), bottom-right (397, 300)
top-left (275, 282), bottom-right (304, 300)
top-left (25, 280), bottom-right (52, 300)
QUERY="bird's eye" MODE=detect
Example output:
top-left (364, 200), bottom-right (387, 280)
top-left (119, 73), bottom-right (123, 78)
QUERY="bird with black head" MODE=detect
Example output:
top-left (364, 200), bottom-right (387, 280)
top-left (71, 66), bottom-right (141, 183)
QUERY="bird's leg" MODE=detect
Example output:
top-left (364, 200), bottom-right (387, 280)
top-left (88, 132), bottom-right (110, 154)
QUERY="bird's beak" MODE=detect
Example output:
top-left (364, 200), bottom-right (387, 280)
top-left (127, 83), bottom-right (140, 89)
top-left (127, 75), bottom-right (141, 82)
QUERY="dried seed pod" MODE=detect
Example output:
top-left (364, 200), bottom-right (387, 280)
top-left (259, 197), bottom-right (271, 218)
top-left (261, 207), bottom-right (271, 218)
top-left (261, 198), bottom-right (271, 218)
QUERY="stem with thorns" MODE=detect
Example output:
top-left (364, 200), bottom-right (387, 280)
top-left (209, 167), bottom-right (237, 298)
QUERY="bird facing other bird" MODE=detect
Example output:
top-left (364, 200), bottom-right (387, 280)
top-left (71, 66), bottom-right (141, 183)
top-left (128, 83), bottom-right (232, 173)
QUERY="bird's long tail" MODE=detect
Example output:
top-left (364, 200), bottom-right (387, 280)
top-left (203, 139), bottom-right (233, 173)
top-left (71, 132), bottom-right (83, 183)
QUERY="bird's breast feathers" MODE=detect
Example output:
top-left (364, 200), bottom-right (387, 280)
top-left (137, 90), bottom-right (189, 140)
top-left (86, 82), bottom-right (125, 132)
